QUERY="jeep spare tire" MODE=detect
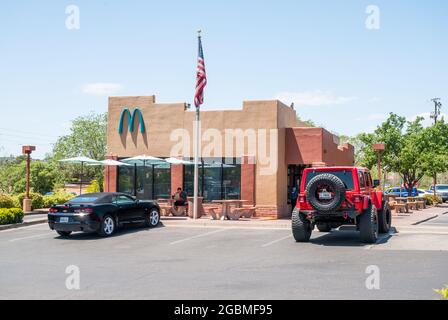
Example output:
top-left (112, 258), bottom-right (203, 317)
top-left (305, 173), bottom-right (346, 212)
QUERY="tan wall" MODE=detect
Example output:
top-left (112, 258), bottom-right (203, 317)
top-left (107, 95), bottom-right (353, 217)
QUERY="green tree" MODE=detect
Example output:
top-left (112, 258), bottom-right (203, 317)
top-left (297, 115), bottom-right (316, 127)
top-left (0, 157), bottom-right (57, 195)
top-left (419, 119), bottom-right (448, 195)
top-left (51, 112), bottom-right (107, 190)
top-left (358, 113), bottom-right (448, 195)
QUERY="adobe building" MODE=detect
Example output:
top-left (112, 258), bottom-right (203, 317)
top-left (105, 95), bottom-right (354, 218)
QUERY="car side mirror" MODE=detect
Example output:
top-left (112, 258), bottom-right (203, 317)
top-left (373, 180), bottom-right (380, 188)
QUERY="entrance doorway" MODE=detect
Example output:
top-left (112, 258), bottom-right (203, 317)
top-left (287, 165), bottom-right (308, 212)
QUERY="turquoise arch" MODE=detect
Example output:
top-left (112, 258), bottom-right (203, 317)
top-left (118, 107), bottom-right (145, 134)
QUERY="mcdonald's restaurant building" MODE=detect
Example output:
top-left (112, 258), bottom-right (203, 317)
top-left (104, 95), bottom-right (354, 218)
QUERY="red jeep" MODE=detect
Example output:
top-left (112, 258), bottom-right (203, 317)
top-left (292, 167), bottom-right (392, 244)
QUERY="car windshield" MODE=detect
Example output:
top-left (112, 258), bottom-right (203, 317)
top-left (68, 196), bottom-right (99, 204)
top-left (436, 186), bottom-right (448, 190)
top-left (305, 171), bottom-right (354, 190)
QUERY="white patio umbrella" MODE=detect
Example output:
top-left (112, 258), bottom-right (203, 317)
top-left (87, 159), bottom-right (131, 192)
top-left (121, 155), bottom-right (165, 166)
top-left (164, 157), bottom-right (194, 165)
top-left (59, 156), bottom-right (101, 195)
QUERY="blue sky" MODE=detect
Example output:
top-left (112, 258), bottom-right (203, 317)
top-left (0, 0), bottom-right (447, 158)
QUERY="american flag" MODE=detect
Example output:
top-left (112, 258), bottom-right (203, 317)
top-left (194, 35), bottom-right (207, 109)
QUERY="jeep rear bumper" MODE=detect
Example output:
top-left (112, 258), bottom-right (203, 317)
top-left (300, 210), bottom-right (359, 223)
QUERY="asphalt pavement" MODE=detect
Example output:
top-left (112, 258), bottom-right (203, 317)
top-left (1, 214), bottom-right (447, 300)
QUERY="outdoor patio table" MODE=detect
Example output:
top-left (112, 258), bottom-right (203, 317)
top-left (395, 197), bottom-right (408, 203)
top-left (211, 200), bottom-right (250, 220)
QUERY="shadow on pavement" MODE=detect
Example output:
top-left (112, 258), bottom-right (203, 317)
top-left (310, 227), bottom-right (394, 247)
top-left (53, 223), bottom-right (165, 241)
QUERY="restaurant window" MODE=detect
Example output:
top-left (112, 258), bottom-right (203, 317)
top-left (183, 158), bottom-right (241, 202)
top-left (118, 162), bottom-right (171, 200)
top-left (117, 165), bottom-right (135, 195)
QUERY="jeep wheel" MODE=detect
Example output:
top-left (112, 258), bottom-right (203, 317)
top-left (305, 173), bottom-right (346, 212)
top-left (316, 223), bottom-right (332, 232)
top-left (378, 202), bottom-right (392, 234)
top-left (359, 204), bottom-right (379, 244)
top-left (292, 209), bottom-right (312, 242)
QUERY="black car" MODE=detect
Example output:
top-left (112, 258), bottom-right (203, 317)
top-left (48, 193), bottom-right (160, 237)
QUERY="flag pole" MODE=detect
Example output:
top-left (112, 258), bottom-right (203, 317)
top-left (193, 30), bottom-right (202, 220)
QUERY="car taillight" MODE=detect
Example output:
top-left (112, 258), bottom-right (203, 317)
top-left (353, 195), bottom-right (363, 203)
top-left (74, 208), bottom-right (94, 214)
top-left (299, 195), bottom-right (306, 203)
top-left (49, 208), bottom-right (58, 213)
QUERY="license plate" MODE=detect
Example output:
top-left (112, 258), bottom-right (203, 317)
top-left (319, 192), bottom-right (332, 200)
top-left (59, 217), bottom-right (69, 223)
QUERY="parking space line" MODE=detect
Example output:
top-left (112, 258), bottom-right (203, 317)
top-left (261, 235), bottom-right (292, 247)
top-left (0, 224), bottom-right (48, 233)
top-left (9, 233), bottom-right (53, 242)
top-left (169, 228), bottom-right (227, 245)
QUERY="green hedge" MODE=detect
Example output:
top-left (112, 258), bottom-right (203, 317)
top-left (0, 194), bottom-right (15, 208)
top-left (15, 192), bottom-right (44, 210)
top-left (0, 208), bottom-right (24, 225)
top-left (43, 193), bottom-right (76, 208)
top-left (424, 194), bottom-right (443, 206)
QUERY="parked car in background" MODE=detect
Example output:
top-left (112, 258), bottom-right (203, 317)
top-left (384, 187), bottom-right (418, 197)
top-left (48, 193), bottom-right (161, 237)
top-left (428, 185), bottom-right (448, 202)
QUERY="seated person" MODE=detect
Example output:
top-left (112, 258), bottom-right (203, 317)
top-left (173, 187), bottom-right (187, 208)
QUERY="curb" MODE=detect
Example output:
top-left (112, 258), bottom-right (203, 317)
top-left (0, 219), bottom-right (47, 231)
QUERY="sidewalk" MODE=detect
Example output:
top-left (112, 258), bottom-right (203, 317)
top-left (392, 204), bottom-right (448, 227)
top-left (1, 205), bottom-right (447, 232)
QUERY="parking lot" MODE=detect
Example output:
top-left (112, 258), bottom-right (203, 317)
top-left (1, 217), bottom-right (448, 300)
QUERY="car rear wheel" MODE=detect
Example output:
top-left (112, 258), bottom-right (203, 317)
top-left (359, 204), bottom-right (378, 244)
top-left (316, 223), bottom-right (332, 232)
top-left (145, 208), bottom-right (160, 228)
top-left (292, 209), bottom-right (312, 242)
top-left (98, 215), bottom-right (115, 237)
top-left (57, 231), bottom-right (72, 237)
top-left (378, 202), bottom-right (392, 234)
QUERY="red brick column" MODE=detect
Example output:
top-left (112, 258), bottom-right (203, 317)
top-left (171, 164), bottom-right (184, 196)
top-left (241, 156), bottom-right (256, 205)
top-left (104, 155), bottom-right (118, 192)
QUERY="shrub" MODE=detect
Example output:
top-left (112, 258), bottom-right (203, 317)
top-left (424, 194), bottom-right (443, 206)
top-left (0, 194), bottom-right (15, 208)
top-left (86, 180), bottom-right (100, 193)
top-left (43, 192), bottom-right (76, 208)
top-left (435, 286), bottom-right (448, 300)
top-left (0, 208), bottom-right (24, 225)
top-left (16, 192), bottom-right (44, 210)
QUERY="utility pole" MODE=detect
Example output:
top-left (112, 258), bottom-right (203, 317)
top-left (430, 98), bottom-right (442, 124)
top-left (430, 98), bottom-right (442, 197)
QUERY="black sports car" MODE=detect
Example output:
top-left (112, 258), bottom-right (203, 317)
top-left (48, 193), bottom-right (160, 237)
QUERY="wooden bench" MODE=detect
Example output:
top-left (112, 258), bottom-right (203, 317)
top-left (227, 206), bottom-right (257, 220)
top-left (204, 206), bottom-right (221, 220)
top-left (395, 203), bottom-right (408, 214)
top-left (158, 204), bottom-right (172, 217)
top-left (408, 202), bottom-right (419, 211)
top-left (416, 200), bottom-right (426, 210)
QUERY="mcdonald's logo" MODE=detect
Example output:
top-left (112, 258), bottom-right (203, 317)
top-left (118, 107), bottom-right (145, 134)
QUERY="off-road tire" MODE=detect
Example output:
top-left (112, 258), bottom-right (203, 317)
top-left (359, 204), bottom-right (379, 244)
top-left (316, 223), bottom-right (332, 232)
top-left (292, 209), bottom-right (312, 242)
top-left (378, 201), bottom-right (392, 234)
top-left (306, 173), bottom-right (346, 212)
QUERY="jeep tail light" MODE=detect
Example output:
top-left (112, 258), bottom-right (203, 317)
top-left (353, 195), bottom-right (362, 203)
